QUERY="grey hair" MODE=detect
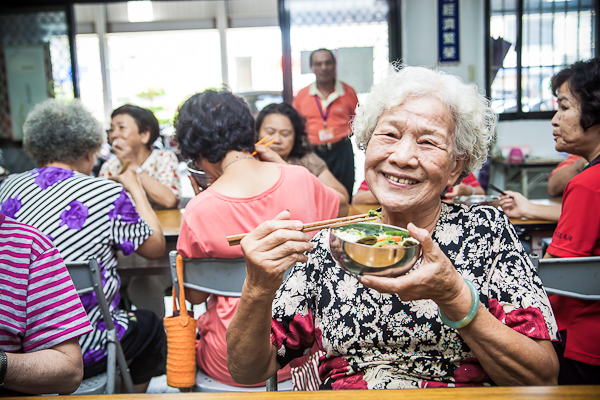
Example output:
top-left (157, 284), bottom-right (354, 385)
top-left (23, 99), bottom-right (104, 166)
top-left (353, 64), bottom-right (497, 178)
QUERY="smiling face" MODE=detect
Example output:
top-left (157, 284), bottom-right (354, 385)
top-left (108, 113), bottom-right (149, 150)
top-left (258, 113), bottom-right (295, 161)
top-left (365, 96), bottom-right (466, 221)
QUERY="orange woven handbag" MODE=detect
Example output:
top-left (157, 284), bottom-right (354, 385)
top-left (163, 254), bottom-right (197, 388)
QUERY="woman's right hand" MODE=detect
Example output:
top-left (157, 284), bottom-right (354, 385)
top-left (253, 145), bottom-right (287, 164)
top-left (240, 210), bottom-right (313, 298)
top-left (111, 138), bottom-right (136, 165)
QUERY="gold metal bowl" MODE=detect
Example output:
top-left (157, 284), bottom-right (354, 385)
top-left (329, 222), bottom-right (420, 278)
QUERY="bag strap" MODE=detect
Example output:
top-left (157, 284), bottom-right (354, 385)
top-left (171, 254), bottom-right (189, 318)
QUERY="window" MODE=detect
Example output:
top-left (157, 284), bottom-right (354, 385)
top-left (486, 0), bottom-right (598, 119)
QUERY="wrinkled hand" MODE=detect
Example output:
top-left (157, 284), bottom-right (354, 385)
top-left (360, 223), bottom-right (465, 306)
top-left (110, 168), bottom-right (143, 194)
top-left (498, 190), bottom-right (530, 218)
top-left (253, 145), bottom-right (287, 164)
top-left (240, 210), bottom-right (313, 298)
top-left (445, 183), bottom-right (472, 198)
top-left (111, 138), bottom-right (137, 166)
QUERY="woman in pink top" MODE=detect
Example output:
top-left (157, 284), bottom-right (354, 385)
top-left (175, 89), bottom-right (345, 386)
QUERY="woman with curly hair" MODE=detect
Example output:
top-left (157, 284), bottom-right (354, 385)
top-left (255, 103), bottom-right (349, 202)
top-left (175, 89), bottom-right (346, 387)
top-left (0, 99), bottom-right (166, 393)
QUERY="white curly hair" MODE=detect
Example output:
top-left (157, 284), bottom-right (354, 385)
top-left (353, 64), bottom-right (497, 178)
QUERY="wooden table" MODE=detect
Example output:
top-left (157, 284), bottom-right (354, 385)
top-left (12, 385), bottom-right (600, 399)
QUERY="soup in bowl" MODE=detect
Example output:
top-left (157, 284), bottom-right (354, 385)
top-left (329, 222), bottom-right (420, 278)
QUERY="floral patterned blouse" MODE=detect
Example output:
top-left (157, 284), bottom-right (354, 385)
top-left (0, 167), bottom-right (152, 366)
top-left (100, 149), bottom-right (181, 209)
top-left (270, 202), bottom-right (558, 390)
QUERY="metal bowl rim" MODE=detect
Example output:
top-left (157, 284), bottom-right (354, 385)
top-left (330, 222), bottom-right (420, 249)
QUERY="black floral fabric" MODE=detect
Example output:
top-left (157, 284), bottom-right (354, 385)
top-left (270, 202), bottom-right (558, 389)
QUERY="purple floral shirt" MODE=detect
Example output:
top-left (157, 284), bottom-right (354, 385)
top-left (0, 167), bottom-right (153, 365)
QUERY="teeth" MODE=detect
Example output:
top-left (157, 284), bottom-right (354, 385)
top-left (384, 173), bottom-right (417, 184)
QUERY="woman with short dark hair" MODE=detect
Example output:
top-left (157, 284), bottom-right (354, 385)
top-left (255, 103), bottom-right (349, 203)
top-left (100, 104), bottom-right (180, 209)
top-left (175, 89), bottom-right (346, 387)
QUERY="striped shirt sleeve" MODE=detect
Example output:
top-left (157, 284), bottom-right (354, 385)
top-left (23, 243), bottom-right (93, 352)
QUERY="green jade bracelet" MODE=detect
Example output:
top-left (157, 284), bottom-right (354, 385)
top-left (438, 278), bottom-right (480, 329)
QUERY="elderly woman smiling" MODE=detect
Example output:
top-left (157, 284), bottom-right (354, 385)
top-left (226, 66), bottom-right (559, 389)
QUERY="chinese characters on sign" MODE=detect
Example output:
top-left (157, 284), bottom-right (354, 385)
top-left (438, 0), bottom-right (459, 63)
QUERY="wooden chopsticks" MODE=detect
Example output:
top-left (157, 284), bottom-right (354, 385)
top-left (251, 135), bottom-right (276, 156)
top-left (118, 160), bottom-right (130, 175)
top-left (226, 212), bottom-right (379, 246)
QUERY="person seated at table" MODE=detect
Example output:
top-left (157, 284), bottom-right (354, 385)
top-left (352, 172), bottom-right (484, 205)
top-left (227, 65), bottom-right (559, 389)
top-left (254, 102), bottom-right (349, 204)
top-left (0, 218), bottom-right (93, 396)
top-left (100, 104), bottom-right (181, 210)
top-left (547, 154), bottom-right (587, 197)
top-left (505, 58), bottom-right (600, 385)
top-left (0, 99), bottom-right (166, 393)
top-left (100, 104), bottom-right (179, 318)
top-left (175, 89), bottom-right (344, 387)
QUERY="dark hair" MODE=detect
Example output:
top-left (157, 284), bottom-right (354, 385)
top-left (175, 89), bottom-right (255, 163)
top-left (551, 57), bottom-right (600, 131)
top-left (255, 103), bottom-right (311, 159)
top-left (111, 104), bottom-right (160, 150)
top-left (309, 48), bottom-right (336, 66)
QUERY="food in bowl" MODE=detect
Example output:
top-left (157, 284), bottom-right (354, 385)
top-left (329, 222), bottom-right (420, 278)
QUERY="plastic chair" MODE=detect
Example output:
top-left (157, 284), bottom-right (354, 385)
top-left (168, 250), bottom-right (291, 392)
top-left (66, 259), bottom-right (135, 395)
top-left (532, 256), bottom-right (600, 300)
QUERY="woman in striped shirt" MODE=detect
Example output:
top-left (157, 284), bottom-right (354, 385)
top-left (0, 99), bottom-right (166, 392)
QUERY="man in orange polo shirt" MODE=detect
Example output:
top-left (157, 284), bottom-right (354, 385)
top-left (293, 48), bottom-right (358, 200)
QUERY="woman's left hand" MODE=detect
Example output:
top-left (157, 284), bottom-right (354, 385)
top-left (360, 223), bottom-right (468, 308)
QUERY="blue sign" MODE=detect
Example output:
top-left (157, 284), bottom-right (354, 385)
top-left (438, 0), bottom-right (459, 63)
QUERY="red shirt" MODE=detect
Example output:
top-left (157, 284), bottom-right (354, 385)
top-left (293, 81), bottom-right (358, 145)
top-left (547, 163), bottom-right (600, 365)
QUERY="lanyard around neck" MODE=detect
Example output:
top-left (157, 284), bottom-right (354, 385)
top-left (314, 95), bottom-right (333, 128)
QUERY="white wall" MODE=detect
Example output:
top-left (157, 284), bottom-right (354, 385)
top-left (402, 0), bottom-right (560, 159)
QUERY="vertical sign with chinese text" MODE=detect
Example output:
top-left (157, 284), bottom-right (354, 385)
top-left (438, 0), bottom-right (459, 63)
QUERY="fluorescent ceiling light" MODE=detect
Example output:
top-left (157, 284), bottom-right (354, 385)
top-left (128, 1), bottom-right (153, 23)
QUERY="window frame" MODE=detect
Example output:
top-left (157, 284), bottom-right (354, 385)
top-left (485, 0), bottom-right (600, 121)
